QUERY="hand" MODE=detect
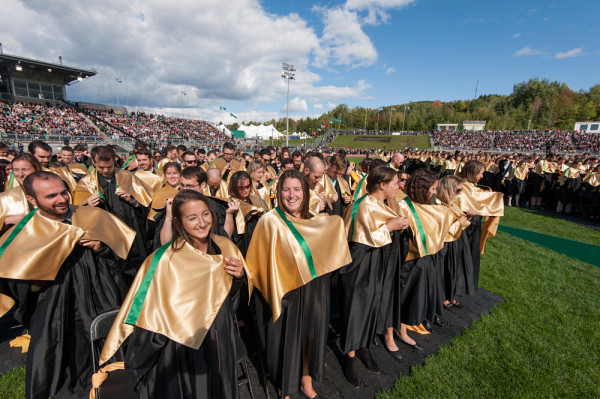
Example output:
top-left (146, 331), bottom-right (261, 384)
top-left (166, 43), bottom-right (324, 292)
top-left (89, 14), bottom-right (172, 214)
top-left (126, 162), bottom-right (137, 171)
top-left (264, 172), bottom-right (273, 181)
top-left (466, 208), bottom-right (476, 218)
top-left (226, 200), bottom-right (240, 215)
top-left (347, 163), bottom-right (355, 173)
top-left (87, 193), bottom-right (101, 207)
top-left (342, 194), bottom-right (352, 204)
top-left (4, 214), bottom-right (26, 225)
top-left (386, 216), bottom-right (409, 232)
top-left (316, 193), bottom-right (326, 211)
top-left (458, 215), bottom-right (470, 227)
top-left (116, 190), bottom-right (133, 203)
top-left (165, 198), bottom-right (173, 220)
top-left (79, 239), bottom-right (102, 252)
top-left (331, 192), bottom-right (339, 203)
top-left (224, 257), bottom-right (245, 278)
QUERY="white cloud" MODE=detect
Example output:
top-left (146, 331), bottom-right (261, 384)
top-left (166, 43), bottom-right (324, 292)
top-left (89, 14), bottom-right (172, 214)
top-left (313, 103), bottom-right (324, 110)
top-left (514, 45), bottom-right (543, 57)
top-left (328, 102), bottom-right (337, 109)
top-left (345, 0), bottom-right (416, 11)
top-left (314, 6), bottom-right (378, 68)
top-left (1, 0), bottom-right (379, 120)
top-left (554, 47), bottom-right (583, 59)
top-left (386, 67), bottom-right (396, 74)
top-left (281, 97), bottom-right (308, 113)
top-left (512, 33), bottom-right (522, 38)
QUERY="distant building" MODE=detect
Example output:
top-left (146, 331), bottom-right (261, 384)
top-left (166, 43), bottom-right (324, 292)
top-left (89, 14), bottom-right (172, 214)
top-left (436, 123), bottom-right (459, 132)
top-left (0, 52), bottom-right (95, 103)
top-left (574, 122), bottom-right (600, 133)
top-left (462, 120), bottom-right (486, 131)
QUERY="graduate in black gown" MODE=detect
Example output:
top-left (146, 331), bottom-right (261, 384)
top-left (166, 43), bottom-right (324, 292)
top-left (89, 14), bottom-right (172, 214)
top-left (146, 162), bottom-right (180, 251)
top-left (246, 169), bottom-right (352, 398)
top-left (0, 171), bottom-right (135, 399)
top-left (339, 166), bottom-right (410, 386)
top-left (98, 190), bottom-right (248, 399)
top-left (73, 146), bottom-right (153, 269)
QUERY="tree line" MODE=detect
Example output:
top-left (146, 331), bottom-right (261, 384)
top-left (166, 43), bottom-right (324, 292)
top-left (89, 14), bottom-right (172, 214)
top-left (227, 78), bottom-right (600, 134)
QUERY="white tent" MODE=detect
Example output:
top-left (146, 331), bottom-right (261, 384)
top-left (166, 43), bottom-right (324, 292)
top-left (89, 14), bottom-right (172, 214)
top-left (215, 124), bottom-right (232, 137)
top-left (239, 124), bottom-right (284, 139)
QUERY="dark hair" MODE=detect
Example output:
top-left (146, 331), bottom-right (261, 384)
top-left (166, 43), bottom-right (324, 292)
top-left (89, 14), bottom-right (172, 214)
top-left (228, 171), bottom-right (252, 200)
top-left (281, 158), bottom-right (293, 168)
top-left (177, 145), bottom-right (187, 152)
top-left (223, 142), bottom-right (235, 152)
top-left (12, 153), bottom-right (42, 171)
top-left (181, 166), bottom-right (207, 185)
top-left (328, 152), bottom-right (348, 170)
top-left (291, 150), bottom-right (303, 159)
top-left (171, 190), bottom-right (215, 251)
top-left (165, 145), bottom-right (177, 153)
top-left (60, 146), bottom-right (74, 154)
top-left (197, 148), bottom-right (206, 155)
top-left (0, 159), bottom-right (10, 189)
top-left (182, 151), bottom-right (196, 159)
top-left (74, 144), bottom-right (86, 152)
top-left (23, 171), bottom-right (64, 199)
top-left (276, 169), bottom-right (310, 219)
top-left (163, 161), bottom-right (182, 175)
top-left (370, 159), bottom-right (387, 170)
top-left (459, 160), bottom-right (484, 184)
top-left (405, 168), bottom-right (438, 204)
top-left (366, 166), bottom-right (397, 193)
top-left (90, 146), bottom-right (116, 163)
top-left (0, 142), bottom-right (8, 151)
top-left (136, 148), bottom-right (153, 158)
top-left (359, 158), bottom-right (373, 173)
top-left (28, 140), bottom-right (52, 155)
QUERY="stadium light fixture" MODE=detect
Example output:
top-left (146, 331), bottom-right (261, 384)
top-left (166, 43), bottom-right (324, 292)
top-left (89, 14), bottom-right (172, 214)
top-left (15, 62), bottom-right (22, 72)
top-left (282, 62), bottom-right (295, 147)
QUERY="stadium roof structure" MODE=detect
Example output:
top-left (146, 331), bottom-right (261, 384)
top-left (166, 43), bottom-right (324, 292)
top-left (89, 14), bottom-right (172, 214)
top-left (0, 53), bottom-right (96, 84)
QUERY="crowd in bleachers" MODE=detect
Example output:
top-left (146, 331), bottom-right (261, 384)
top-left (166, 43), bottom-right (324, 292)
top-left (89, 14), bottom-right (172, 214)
top-left (431, 130), bottom-right (598, 153)
top-left (85, 110), bottom-right (227, 141)
top-left (0, 101), bottom-right (98, 136)
top-left (0, 102), bottom-right (227, 141)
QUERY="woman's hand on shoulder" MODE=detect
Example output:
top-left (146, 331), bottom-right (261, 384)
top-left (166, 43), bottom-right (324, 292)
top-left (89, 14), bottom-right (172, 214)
top-left (224, 257), bottom-right (245, 278)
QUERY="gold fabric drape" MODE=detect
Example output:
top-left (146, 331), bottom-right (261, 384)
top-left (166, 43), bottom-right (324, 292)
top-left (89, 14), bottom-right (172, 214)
top-left (147, 185), bottom-right (179, 221)
top-left (73, 168), bottom-right (152, 207)
top-left (50, 166), bottom-right (78, 192)
top-left (0, 205), bottom-right (135, 316)
top-left (398, 200), bottom-right (454, 261)
top-left (0, 187), bottom-right (29, 229)
top-left (99, 235), bottom-right (248, 365)
top-left (203, 179), bottom-right (229, 201)
top-left (135, 170), bottom-right (164, 194)
top-left (457, 182), bottom-right (504, 254)
top-left (245, 210), bottom-right (352, 322)
top-left (343, 194), bottom-right (400, 247)
top-left (583, 172), bottom-right (600, 187)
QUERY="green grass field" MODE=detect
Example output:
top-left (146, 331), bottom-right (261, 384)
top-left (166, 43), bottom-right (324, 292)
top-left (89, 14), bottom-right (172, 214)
top-left (1, 208), bottom-right (599, 398)
top-left (329, 135), bottom-right (431, 150)
top-left (381, 207), bottom-right (600, 398)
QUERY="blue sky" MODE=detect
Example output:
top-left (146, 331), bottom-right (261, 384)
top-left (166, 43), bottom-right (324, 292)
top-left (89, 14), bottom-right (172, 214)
top-left (2, 0), bottom-right (598, 125)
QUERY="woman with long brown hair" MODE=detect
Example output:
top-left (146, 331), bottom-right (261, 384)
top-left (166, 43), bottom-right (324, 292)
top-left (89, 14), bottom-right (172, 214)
top-left (99, 190), bottom-right (247, 398)
top-left (246, 169), bottom-right (351, 399)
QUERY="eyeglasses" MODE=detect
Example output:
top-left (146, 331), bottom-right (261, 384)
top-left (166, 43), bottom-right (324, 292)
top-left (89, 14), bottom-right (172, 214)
top-left (399, 178), bottom-right (407, 182)
top-left (181, 184), bottom-right (199, 189)
top-left (237, 185), bottom-right (252, 190)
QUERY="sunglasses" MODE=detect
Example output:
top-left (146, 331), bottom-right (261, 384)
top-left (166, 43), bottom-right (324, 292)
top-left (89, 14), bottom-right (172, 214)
top-left (399, 178), bottom-right (407, 182)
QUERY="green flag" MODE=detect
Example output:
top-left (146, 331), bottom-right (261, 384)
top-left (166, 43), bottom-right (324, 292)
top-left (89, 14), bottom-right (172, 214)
top-left (219, 106), bottom-right (227, 111)
top-left (230, 113), bottom-right (237, 118)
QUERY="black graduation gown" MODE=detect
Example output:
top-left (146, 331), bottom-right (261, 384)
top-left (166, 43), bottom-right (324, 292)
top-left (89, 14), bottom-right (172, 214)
top-left (124, 242), bottom-right (243, 399)
top-left (443, 233), bottom-right (475, 301)
top-left (325, 177), bottom-right (349, 218)
top-left (378, 229), bottom-right (411, 332)
top-left (99, 174), bottom-right (148, 263)
top-left (338, 241), bottom-right (389, 352)
top-left (254, 275), bottom-right (331, 398)
top-left (0, 244), bottom-right (127, 399)
top-left (463, 215), bottom-right (482, 291)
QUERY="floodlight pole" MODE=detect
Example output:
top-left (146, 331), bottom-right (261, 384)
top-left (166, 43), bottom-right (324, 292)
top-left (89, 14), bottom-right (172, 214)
top-left (402, 104), bottom-right (410, 131)
top-left (115, 78), bottom-right (122, 110)
top-left (389, 107), bottom-right (394, 133)
top-left (282, 63), bottom-right (295, 148)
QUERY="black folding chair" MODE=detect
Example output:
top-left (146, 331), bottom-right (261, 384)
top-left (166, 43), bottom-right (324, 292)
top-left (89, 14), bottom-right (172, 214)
top-left (89, 309), bottom-right (136, 399)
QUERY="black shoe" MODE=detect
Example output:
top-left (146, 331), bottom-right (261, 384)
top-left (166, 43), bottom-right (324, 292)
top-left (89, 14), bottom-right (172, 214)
top-left (443, 302), bottom-right (453, 311)
top-left (342, 355), bottom-right (361, 388)
top-left (422, 319), bottom-right (434, 333)
top-left (384, 344), bottom-right (403, 361)
top-left (433, 315), bottom-right (445, 327)
top-left (400, 340), bottom-right (424, 351)
top-left (452, 301), bottom-right (463, 309)
top-left (356, 348), bottom-right (380, 374)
